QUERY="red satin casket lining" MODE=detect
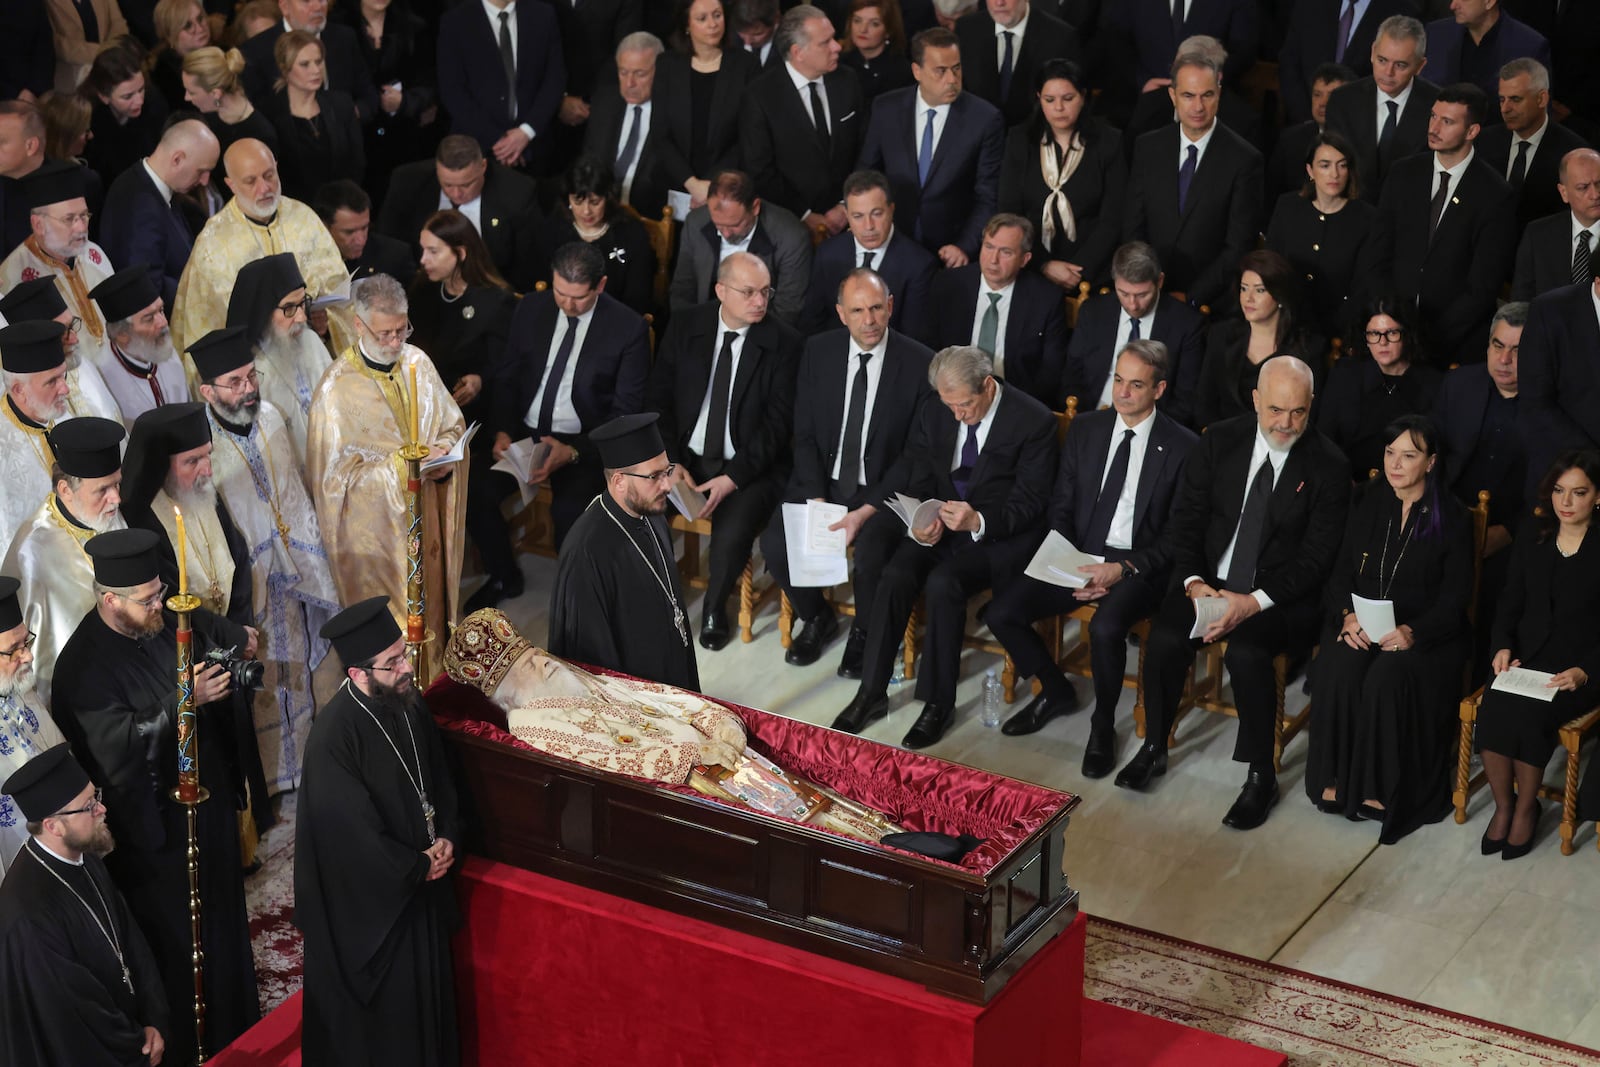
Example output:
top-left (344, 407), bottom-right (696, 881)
top-left (426, 670), bottom-right (1071, 874)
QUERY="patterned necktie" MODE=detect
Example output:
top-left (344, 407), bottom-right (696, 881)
top-left (918, 108), bottom-right (936, 186)
top-left (836, 352), bottom-right (871, 499)
top-left (1083, 428), bottom-right (1135, 553)
top-left (1576, 231), bottom-right (1594, 286)
top-left (1177, 144), bottom-right (1198, 213)
top-left (999, 31), bottom-right (1016, 100)
top-left (1428, 169), bottom-right (1450, 243)
top-left (1334, 0), bottom-right (1356, 63)
top-left (1509, 140), bottom-right (1530, 189)
top-left (498, 12), bottom-right (517, 123)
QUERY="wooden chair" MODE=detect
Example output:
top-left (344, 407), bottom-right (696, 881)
top-left (1063, 281), bottom-right (1092, 329)
top-left (620, 203), bottom-right (676, 310)
top-left (669, 513), bottom-right (776, 644)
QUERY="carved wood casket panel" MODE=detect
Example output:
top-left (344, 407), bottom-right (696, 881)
top-left (427, 676), bottom-right (1080, 1003)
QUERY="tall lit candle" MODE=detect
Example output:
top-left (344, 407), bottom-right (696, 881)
top-left (409, 362), bottom-right (420, 446)
top-left (173, 506), bottom-right (187, 595)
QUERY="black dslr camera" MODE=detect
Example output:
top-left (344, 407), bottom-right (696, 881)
top-left (203, 646), bottom-right (265, 692)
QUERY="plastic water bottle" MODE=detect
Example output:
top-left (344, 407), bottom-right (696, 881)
top-left (981, 669), bottom-right (1003, 728)
top-left (890, 644), bottom-right (907, 685)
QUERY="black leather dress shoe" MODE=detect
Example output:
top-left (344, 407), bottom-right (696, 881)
top-left (1000, 688), bottom-right (1079, 736)
top-left (902, 703), bottom-right (953, 749)
top-left (785, 610), bottom-right (840, 666)
top-left (1081, 726), bottom-right (1118, 779)
top-left (699, 608), bottom-right (730, 651)
top-left (836, 628), bottom-right (868, 678)
top-left (830, 692), bottom-right (889, 734)
top-left (1113, 743), bottom-right (1168, 790)
top-left (1222, 771), bottom-right (1280, 831)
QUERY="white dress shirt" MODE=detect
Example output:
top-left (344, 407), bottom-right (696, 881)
top-left (615, 99), bottom-right (653, 204)
top-left (1376, 79), bottom-right (1415, 138)
top-left (439, 190), bottom-right (484, 232)
top-left (786, 61), bottom-right (830, 130)
top-left (970, 278), bottom-right (1016, 374)
top-left (141, 159), bottom-right (173, 204)
top-left (689, 317), bottom-right (751, 458)
top-left (524, 305), bottom-right (596, 434)
top-left (915, 95), bottom-right (952, 161)
top-left (718, 223), bottom-right (755, 264)
top-left (1430, 146), bottom-right (1476, 228)
top-left (1176, 119), bottom-right (1217, 172)
top-left (1097, 306), bottom-right (1158, 408)
top-left (1098, 411), bottom-right (1156, 551)
top-left (830, 334), bottom-right (888, 483)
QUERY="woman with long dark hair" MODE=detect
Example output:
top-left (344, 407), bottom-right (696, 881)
top-left (81, 40), bottom-right (170, 189)
top-left (1317, 295), bottom-right (1442, 481)
top-left (1193, 249), bottom-right (1325, 429)
top-left (1307, 415), bottom-right (1473, 842)
top-left (1477, 451), bottom-right (1600, 860)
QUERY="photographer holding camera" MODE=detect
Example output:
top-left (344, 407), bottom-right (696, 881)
top-left (50, 528), bottom-right (262, 1065)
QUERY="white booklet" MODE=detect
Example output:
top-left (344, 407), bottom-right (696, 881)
top-left (782, 502), bottom-right (848, 588)
top-left (1490, 666), bottom-right (1560, 703)
top-left (885, 492), bottom-right (945, 537)
top-left (1189, 596), bottom-right (1228, 639)
top-left (490, 436), bottom-right (553, 503)
top-left (420, 421), bottom-right (479, 472)
top-left (668, 479), bottom-right (708, 521)
top-left (804, 500), bottom-right (849, 556)
top-left (1023, 530), bottom-right (1106, 589)
top-left (1351, 594), bottom-right (1396, 641)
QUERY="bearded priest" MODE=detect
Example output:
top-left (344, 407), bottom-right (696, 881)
top-left (0, 578), bottom-right (68, 875)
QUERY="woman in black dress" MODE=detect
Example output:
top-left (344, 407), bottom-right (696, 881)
top-left (656, 0), bottom-right (758, 209)
top-left (1317, 296), bottom-right (1442, 481)
top-left (839, 0), bottom-right (915, 103)
top-left (1265, 130), bottom-right (1386, 341)
top-left (1478, 451), bottom-right (1600, 860)
top-left (262, 31), bottom-right (364, 203)
top-left (1307, 415), bottom-right (1473, 843)
top-left (537, 156), bottom-right (657, 317)
top-left (1194, 250), bottom-right (1325, 429)
top-left (182, 46), bottom-right (278, 157)
top-left (148, 0), bottom-right (213, 113)
top-left (81, 42), bottom-right (171, 190)
top-left (999, 58), bottom-right (1126, 293)
top-left (333, 0), bottom-right (438, 207)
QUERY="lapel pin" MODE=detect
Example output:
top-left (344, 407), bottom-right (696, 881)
top-left (1451, 197), bottom-right (1460, 205)
top-left (1296, 481), bottom-right (1305, 493)
top-left (491, 217), bottom-right (501, 227)
top-left (463, 306), bottom-right (475, 319)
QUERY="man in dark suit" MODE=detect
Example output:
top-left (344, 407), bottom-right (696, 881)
top-left (1279, 0), bottom-right (1419, 124)
top-left (1115, 357), bottom-right (1350, 831)
top-left (1324, 15), bottom-right (1440, 201)
top-left (731, 0), bottom-right (783, 69)
top-left (1379, 82), bottom-right (1518, 361)
top-left (1063, 240), bottom-right (1207, 426)
top-left (98, 119), bottom-right (219, 313)
top-left (760, 269), bottom-right (935, 668)
top-left (831, 344), bottom-right (1058, 749)
top-left (857, 27), bottom-right (1005, 268)
top-left (1511, 147), bottom-right (1600, 301)
top-left (954, 0), bottom-right (1082, 127)
top-left (1106, 0), bottom-right (1258, 93)
top-left (547, 0), bottom-right (644, 123)
top-left (802, 169), bottom-right (937, 339)
top-left (1267, 62), bottom-right (1355, 206)
top-left (1506, 0), bottom-right (1599, 138)
top-left (740, 6), bottom-right (866, 236)
top-left (1518, 277), bottom-right (1600, 496)
top-left (239, 0), bottom-right (378, 120)
top-left (1121, 34), bottom-right (1267, 158)
top-left (649, 252), bottom-right (804, 649)
top-left (437, 0), bottom-right (565, 169)
top-left (312, 179), bottom-right (417, 284)
top-left (377, 135), bottom-right (544, 293)
top-left (988, 340), bottom-right (1198, 776)
top-left (490, 241), bottom-right (652, 579)
top-left (929, 214), bottom-right (1068, 407)
top-left (1477, 59), bottom-right (1589, 229)
top-left (581, 32), bottom-right (670, 217)
top-left (1424, 2), bottom-right (1550, 104)
top-left (668, 169), bottom-right (814, 324)
top-left (1122, 48), bottom-right (1263, 309)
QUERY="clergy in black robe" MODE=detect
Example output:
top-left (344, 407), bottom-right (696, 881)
top-left (297, 596), bottom-right (460, 1067)
top-left (0, 744), bottom-right (169, 1067)
top-left (51, 529), bottom-right (260, 1065)
top-left (548, 413), bottom-right (700, 691)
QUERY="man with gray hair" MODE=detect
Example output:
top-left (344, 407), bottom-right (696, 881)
top-left (87, 267), bottom-right (190, 427)
top-left (583, 32), bottom-right (669, 216)
top-left (1115, 356), bottom-right (1349, 832)
top-left (831, 343), bottom-right (1057, 750)
top-left (740, 4), bottom-right (865, 235)
top-left (1479, 59), bottom-right (1588, 228)
top-left (307, 274), bottom-right (470, 639)
top-left (1324, 15), bottom-right (1441, 201)
top-left (932, 0), bottom-right (979, 31)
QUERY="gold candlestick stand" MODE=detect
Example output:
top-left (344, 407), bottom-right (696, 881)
top-left (400, 442), bottom-right (431, 681)
top-left (168, 590), bottom-right (209, 1064)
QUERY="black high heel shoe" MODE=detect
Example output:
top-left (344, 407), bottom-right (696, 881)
top-left (1501, 800), bottom-right (1542, 861)
top-left (1480, 829), bottom-right (1506, 856)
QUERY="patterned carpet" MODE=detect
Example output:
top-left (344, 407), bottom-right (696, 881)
top-left (243, 798), bottom-right (1600, 1065)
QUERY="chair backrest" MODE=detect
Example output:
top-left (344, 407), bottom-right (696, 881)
top-left (1063, 280), bottom-right (1091, 330)
top-left (1055, 396), bottom-right (1078, 444)
top-left (1468, 490), bottom-right (1491, 627)
top-left (620, 203), bottom-right (676, 310)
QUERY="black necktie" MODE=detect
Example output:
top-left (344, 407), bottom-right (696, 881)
top-left (615, 104), bottom-right (642, 182)
top-left (808, 81), bottom-right (831, 153)
top-left (535, 315), bottom-right (579, 434)
top-left (836, 352), bottom-right (871, 500)
top-left (860, 249), bottom-right (875, 269)
top-left (1171, 0), bottom-right (1185, 42)
top-left (1224, 460), bottom-right (1275, 592)
top-left (1128, 316), bottom-right (1142, 342)
top-left (1576, 231), bottom-right (1594, 286)
top-left (1083, 428), bottom-right (1134, 553)
top-left (1378, 100), bottom-right (1399, 170)
top-left (497, 11), bottom-right (517, 123)
top-left (999, 31), bottom-right (1016, 100)
top-left (703, 330), bottom-right (738, 462)
top-left (1509, 139), bottom-right (1530, 189)
top-left (1428, 169), bottom-right (1450, 242)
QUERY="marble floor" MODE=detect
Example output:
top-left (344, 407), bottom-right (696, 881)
top-left (487, 552), bottom-right (1600, 1050)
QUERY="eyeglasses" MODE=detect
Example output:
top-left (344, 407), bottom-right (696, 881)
top-left (53, 788), bottom-right (104, 818)
top-left (620, 464), bottom-right (676, 484)
top-left (722, 284), bottom-right (776, 301)
top-left (42, 211), bottom-right (93, 227)
top-left (276, 296), bottom-right (312, 318)
top-left (114, 583), bottom-right (169, 610)
top-left (360, 656), bottom-right (411, 675)
top-left (213, 369), bottom-right (260, 393)
top-left (358, 316), bottom-right (414, 344)
top-left (1364, 328), bottom-right (1404, 344)
top-left (0, 631), bottom-right (36, 658)
top-left (62, 316), bottom-right (82, 335)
